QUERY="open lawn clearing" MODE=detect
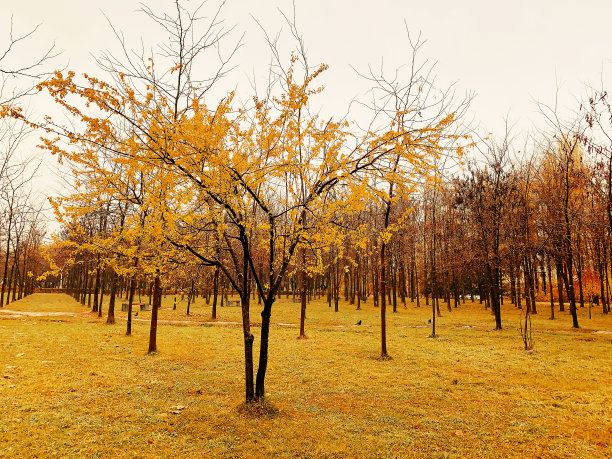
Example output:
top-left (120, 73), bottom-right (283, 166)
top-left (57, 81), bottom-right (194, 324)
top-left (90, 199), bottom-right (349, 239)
top-left (0, 293), bottom-right (611, 458)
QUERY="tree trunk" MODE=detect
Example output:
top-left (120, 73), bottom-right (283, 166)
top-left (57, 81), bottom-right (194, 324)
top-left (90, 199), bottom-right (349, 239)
top-left (575, 234), bottom-right (585, 309)
top-left (212, 266), bottom-right (219, 319)
top-left (356, 254), bottom-right (361, 310)
top-left (1, 215), bottom-right (13, 307)
top-left (299, 245), bottom-right (307, 338)
top-left (106, 271), bottom-right (118, 325)
top-left (93, 261), bottom-right (100, 312)
top-left (556, 259), bottom-right (565, 312)
top-left (391, 264), bottom-right (397, 313)
top-left (547, 253), bottom-right (555, 320)
top-left (148, 273), bottom-right (161, 353)
top-left (380, 240), bottom-right (388, 357)
top-left (6, 263), bottom-right (15, 306)
top-left (486, 262), bottom-right (502, 330)
top-left (126, 260), bottom-right (138, 335)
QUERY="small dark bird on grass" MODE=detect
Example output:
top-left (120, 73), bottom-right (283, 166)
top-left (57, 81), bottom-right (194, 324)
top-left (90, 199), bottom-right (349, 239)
top-left (427, 319), bottom-right (431, 323)
top-left (135, 312), bottom-right (139, 317)
top-left (355, 320), bottom-right (362, 325)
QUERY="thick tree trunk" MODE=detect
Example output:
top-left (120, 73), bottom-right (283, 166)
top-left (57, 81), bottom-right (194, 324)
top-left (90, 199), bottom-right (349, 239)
top-left (255, 297), bottom-right (274, 399)
top-left (242, 297), bottom-right (255, 401)
top-left (235, 233), bottom-right (256, 403)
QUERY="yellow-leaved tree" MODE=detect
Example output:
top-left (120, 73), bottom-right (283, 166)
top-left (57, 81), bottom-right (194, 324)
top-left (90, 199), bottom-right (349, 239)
top-left (23, 3), bottom-right (471, 403)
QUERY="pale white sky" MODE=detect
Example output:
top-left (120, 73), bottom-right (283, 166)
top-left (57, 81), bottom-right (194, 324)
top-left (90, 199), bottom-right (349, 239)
top-left (3, 0), bottom-right (610, 128)
top-left (2, 0), bottom-right (612, 229)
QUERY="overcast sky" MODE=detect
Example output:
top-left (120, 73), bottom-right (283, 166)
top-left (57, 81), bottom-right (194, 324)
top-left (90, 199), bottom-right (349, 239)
top-left (2, 0), bottom-right (612, 229)
top-left (4, 0), bottom-right (612, 130)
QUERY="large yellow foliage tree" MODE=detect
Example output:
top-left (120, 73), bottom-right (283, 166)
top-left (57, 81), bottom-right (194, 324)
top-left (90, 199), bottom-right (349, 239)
top-left (11, 3), bottom-right (469, 403)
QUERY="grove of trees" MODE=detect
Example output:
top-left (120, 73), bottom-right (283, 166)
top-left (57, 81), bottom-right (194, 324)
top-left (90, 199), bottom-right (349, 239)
top-left (2, 2), bottom-right (611, 406)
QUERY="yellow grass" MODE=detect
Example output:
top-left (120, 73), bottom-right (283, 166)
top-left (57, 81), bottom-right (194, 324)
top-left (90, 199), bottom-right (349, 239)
top-left (1, 293), bottom-right (611, 458)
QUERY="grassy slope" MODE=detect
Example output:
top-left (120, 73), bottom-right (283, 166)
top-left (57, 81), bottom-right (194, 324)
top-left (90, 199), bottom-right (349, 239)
top-left (0, 293), bottom-right (611, 458)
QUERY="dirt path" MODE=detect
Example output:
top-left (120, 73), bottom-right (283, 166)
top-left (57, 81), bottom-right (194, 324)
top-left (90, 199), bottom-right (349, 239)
top-left (0, 309), bottom-right (84, 318)
top-left (0, 309), bottom-right (253, 327)
top-left (2, 308), bottom-right (611, 335)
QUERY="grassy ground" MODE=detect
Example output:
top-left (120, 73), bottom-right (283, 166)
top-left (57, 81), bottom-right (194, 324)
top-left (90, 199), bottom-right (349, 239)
top-left (0, 292), bottom-right (611, 458)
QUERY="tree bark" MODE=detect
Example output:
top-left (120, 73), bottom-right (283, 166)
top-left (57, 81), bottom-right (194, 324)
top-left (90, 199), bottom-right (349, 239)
top-left (126, 259), bottom-right (138, 335)
top-left (148, 273), bottom-right (161, 353)
top-left (106, 271), bottom-right (118, 324)
top-left (212, 266), bottom-right (219, 319)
